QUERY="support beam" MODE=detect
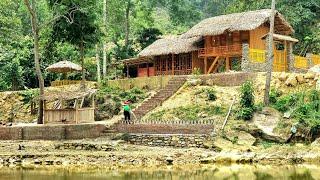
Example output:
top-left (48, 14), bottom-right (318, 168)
top-left (207, 56), bottom-right (220, 74)
top-left (226, 56), bottom-right (230, 71)
top-left (172, 54), bottom-right (174, 75)
top-left (204, 57), bottom-right (208, 74)
top-left (147, 63), bottom-right (149, 77)
top-left (126, 65), bottom-right (129, 78)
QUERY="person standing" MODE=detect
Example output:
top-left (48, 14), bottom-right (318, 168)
top-left (123, 100), bottom-right (131, 124)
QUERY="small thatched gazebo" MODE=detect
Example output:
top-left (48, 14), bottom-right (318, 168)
top-left (40, 89), bottom-right (96, 124)
top-left (46, 60), bottom-right (82, 87)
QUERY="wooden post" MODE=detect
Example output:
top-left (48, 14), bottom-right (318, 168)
top-left (226, 56), bottom-right (230, 71)
top-left (171, 54), bottom-right (174, 75)
top-left (264, 0), bottom-right (276, 106)
top-left (204, 57), bottom-right (208, 74)
top-left (126, 65), bottom-right (129, 78)
top-left (165, 58), bottom-right (168, 75)
top-left (147, 63), bottom-right (149, 77)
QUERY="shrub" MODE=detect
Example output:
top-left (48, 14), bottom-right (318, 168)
top-left (269, 89), bottom-right (282, 104)
top-left (237, 107), bottom-right (254, 120)
top-left (206, 88), bottom-right (217, 101)
top-left (192, 68), bottom-right (202, 75)
top-left (240, 81), bottom-right (254, 109)
top-left (237, 81), bottom-right (255, 120)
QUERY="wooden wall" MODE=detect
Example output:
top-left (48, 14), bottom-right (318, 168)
top-left (138, 67), bottom-right (155, 77)
top-left (192, 51), bottom-right (204, 73)
top-left (249, 25), bottom-right (269, 50)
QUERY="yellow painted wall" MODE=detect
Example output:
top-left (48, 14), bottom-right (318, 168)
top-left (249, 25), bottom-right (269, 50)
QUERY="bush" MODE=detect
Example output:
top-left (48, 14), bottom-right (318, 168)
top-left (237, 107), bottom-right (254, 120)
top-left (240, 81), bottom-right (254, 109)
top-left (237, 81), bottom-right (255, 120)
top-left (269, 89), bottom-right (282, 104)
top-left (192, 68), bottom-right (202, 75)
top-left (206, 88), bottom-right (217, 101)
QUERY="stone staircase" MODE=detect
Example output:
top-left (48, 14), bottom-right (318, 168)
top-left (132, 76), bottom-right (187, 120)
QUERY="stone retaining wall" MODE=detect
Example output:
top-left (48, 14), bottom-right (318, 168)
top-left (127, 134), bottom-right (211, 148)
top-left (0, 124), bottom-right (107, 140)
top-left (198, 72), bottom-right (256, 86)
top-left (116, 124), bottom-right (214, 134)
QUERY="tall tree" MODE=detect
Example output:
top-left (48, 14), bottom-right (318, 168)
top-left (23, 0), bottom-right (45, 124)
top-left (102, 0), bottom-right (108, 79)
top-left (125, 0), bottom-right (132, 48)
top-left (49, 0), bottom-right (99, 90)
top-left (96, 44), bottom-right (101, 82)
top-left (264, 0), bottom-right (276, 106)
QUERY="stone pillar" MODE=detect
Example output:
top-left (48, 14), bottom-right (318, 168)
top-left (241, 43), bottom-right (250, 72)
top-left (287, 42), bottom-right (295, 72)
top-left (306, 53), bottom-right (313, 69)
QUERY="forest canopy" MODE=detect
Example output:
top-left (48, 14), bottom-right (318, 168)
top-left (0, 0), bottom-right (319, 91)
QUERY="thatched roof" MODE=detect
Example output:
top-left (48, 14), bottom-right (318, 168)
top-left (181, 9), bottom-right (294, 38)
top-left (122, 57), bottom-right (153, 65)
top-left (46, 61), bottom-right (82, 73)
top-left (262, 33), bottom-right (299, 43)
top-left (138, 37), bottom-right (201, 57)
top-left (39, 89), bottom-right (97, 101)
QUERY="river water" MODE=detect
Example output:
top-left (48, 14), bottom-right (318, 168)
top-left (0, 164), bottom-right (319, 180)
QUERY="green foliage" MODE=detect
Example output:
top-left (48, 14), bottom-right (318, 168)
top-left (240, 81), bottom-right (255, 109)
top-left (148, 105), bottom-right (225, 121)
top-left (192, 68), bottom-right (202, 75)
top-left (237, 81), bottom-right (255, 120)
top-left (206, 88), bottom-right (217, 101)
top-left (237, 107), bottom-right (254, 121)
top-left (269, 89), bottom-right (282, 104)
top-left (19, 89), bottom-right (39, 105)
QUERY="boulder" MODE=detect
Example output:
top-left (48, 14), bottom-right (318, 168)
top-left (296, 74), bottom-right (306, 84)
top-left (304, 72), bottom-right (316, 79)
top-left (206, 79), bottom-right (215, 86)
top-left (312, 138), bottom-right (320, 147)
top-left (187, 78), bottom-right (202, 86)
top-left (285, 74), bottom-right (298, 87)
top-left (225, 131), bottom-right (256, 147)
top-left (278, 73), bottom-right (288, 81)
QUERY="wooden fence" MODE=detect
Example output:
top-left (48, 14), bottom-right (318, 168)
top-left (273, 50), bottom-right (288, 72)
top-left (121, 118), bottom-right (215, 125)
top-left (44, 108), bottom-right (95, 124)
top-left (51, 80), bottom-right (81, 87)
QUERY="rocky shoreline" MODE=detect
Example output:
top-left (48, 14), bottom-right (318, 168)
top-left (0, 138), bottom-right (320, 168)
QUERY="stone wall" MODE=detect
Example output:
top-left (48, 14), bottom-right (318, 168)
top-left (126, 133), bottom-right (211, 148)
top-left (198, 72), bottom-right (256, 86)
top-left (116, 123), bottom-right (214, 134)
top-left (0, 124), bottom-right (107, 140)
top-left (241, 43), bottom-right (268, 72)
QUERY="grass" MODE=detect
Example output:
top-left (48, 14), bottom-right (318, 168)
top-left (147, 104), bottom-right (226, 121)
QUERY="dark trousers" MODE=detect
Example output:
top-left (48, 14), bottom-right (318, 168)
top-left (124, 111), bottom-right (131, 123)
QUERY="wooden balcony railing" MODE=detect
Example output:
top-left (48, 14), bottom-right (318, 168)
top-left (198, 44), bottom-right (242, 57)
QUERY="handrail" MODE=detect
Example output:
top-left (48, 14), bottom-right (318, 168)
top-left (198, 44), bottom-right (242, 56)
top-left (51, 80), bottom-right (82, 87)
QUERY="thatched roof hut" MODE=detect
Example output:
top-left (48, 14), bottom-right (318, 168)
top-left (46, 60), bottom-right (82, 73)
top-left (138, 36), bottom-right (201, 57)
top-left (181, 9), bottom-right (294, 38)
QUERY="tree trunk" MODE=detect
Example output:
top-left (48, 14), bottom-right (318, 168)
top-left (102, 0), bottom-right (107, 79)
top-left (264, 0), bottom-right (276, 106)
top-left (80, 39), bottom-right (86, 91)
top-left (96, 44), bottom-right (101, 82)
top-left (24, 0), bottom-right (44, 124)
top-left (125, 0), bottom-right (131, 48)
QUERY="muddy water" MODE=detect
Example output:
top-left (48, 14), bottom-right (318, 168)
top-left (0, 164), bottom-right (319, 180)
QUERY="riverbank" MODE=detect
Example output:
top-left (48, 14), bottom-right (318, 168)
top-left (1, 138), bottom-right (320, 168)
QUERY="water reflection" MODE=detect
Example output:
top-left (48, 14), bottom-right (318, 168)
top-left (0, 165), bottom-right (319, 180)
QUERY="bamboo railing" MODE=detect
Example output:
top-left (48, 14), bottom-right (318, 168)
top-left (51, 80), bottom-right (81, 87)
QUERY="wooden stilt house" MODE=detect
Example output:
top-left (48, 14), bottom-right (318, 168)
top-left (124, 9), bottom-right (301, 77)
